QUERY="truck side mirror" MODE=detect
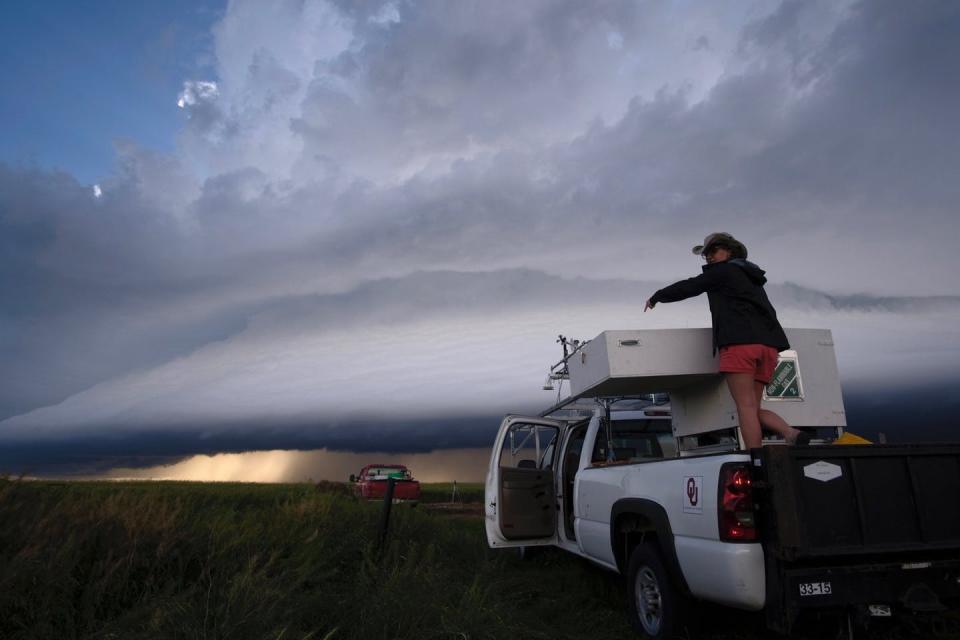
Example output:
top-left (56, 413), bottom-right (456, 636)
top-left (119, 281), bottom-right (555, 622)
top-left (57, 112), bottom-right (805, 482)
top-left (349, 474), bottom-right (356, 483)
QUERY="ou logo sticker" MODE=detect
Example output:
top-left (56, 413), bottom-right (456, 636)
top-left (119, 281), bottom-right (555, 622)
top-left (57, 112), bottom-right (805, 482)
top-left (683, 476), bottom-right (703, 514)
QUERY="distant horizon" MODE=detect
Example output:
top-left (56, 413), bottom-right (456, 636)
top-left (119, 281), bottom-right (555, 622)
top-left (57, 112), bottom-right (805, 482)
top-left (4, 376), bottom-right (956, 481)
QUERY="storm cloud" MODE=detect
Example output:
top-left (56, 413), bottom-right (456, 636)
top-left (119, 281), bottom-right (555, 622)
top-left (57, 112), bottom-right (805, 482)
top-left (2, 0), bottom-right (959, 466)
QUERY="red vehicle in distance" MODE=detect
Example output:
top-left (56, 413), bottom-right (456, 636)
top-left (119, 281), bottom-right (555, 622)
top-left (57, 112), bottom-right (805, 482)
top-left (349, 464), bottom-right (421, 503)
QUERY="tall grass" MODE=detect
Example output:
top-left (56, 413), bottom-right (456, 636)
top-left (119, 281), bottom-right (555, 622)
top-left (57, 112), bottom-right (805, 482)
top-left (0, 479), bottom-right (634, 640)
top-left (1, 479), bottom-right (956, 640)
top-left (418, 482), bottom-right (484, 504)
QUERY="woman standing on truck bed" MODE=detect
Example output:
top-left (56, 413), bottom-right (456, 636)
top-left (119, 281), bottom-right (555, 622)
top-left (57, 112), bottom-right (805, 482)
top-left (643, 232), bottom-right (809, 449)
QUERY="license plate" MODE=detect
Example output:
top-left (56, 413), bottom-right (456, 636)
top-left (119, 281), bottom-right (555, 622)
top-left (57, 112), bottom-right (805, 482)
top-left (798, 581), bottom-right (832, 597)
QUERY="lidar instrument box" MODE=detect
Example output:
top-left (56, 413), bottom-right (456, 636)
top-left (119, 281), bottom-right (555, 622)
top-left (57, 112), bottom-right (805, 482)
top-left (566, 328), bottom-right (846, 437)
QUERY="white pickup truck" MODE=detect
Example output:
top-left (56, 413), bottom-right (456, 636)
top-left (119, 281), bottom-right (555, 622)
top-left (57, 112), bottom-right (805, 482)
top-left (484, 329), bottom-right (960, 638)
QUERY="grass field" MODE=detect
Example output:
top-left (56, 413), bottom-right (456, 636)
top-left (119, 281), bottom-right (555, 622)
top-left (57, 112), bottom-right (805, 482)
top-left (419, 481), bottom-right (485, 504)
top-left (1, 478), bottom-right (956, 640)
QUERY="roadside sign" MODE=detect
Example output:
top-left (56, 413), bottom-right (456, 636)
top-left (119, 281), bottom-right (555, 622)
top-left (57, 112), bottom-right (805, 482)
top-left (765, 350), bottom-right (804, 400)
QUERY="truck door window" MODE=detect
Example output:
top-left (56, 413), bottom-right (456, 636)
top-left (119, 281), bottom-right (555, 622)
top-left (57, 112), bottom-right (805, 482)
top-left (592, 419), bottom-right (667, 463)
top-left (499, 423), bottom-right (559, 470)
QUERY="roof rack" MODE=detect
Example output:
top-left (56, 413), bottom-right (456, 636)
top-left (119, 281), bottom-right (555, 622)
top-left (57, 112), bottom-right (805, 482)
top-left (539, 395), bottom-right (666, 419)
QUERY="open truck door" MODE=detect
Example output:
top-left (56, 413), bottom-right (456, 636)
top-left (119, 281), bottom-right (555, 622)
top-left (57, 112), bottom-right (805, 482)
top-left (485, 416), bottom-right (564, 548)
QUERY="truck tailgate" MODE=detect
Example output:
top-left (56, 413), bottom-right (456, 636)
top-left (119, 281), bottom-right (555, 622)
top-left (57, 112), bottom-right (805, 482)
top-left (755, 444), bottom-right (960, 561)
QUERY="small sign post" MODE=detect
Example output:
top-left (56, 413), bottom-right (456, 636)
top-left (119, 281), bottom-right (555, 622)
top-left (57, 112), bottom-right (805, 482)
top-left (377, 477), bottom-right (396, 554)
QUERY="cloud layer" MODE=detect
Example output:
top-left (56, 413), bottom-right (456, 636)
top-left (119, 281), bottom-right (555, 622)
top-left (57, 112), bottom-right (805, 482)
top-left (2, 269), bottom-right (958, 441)
top-left (2, 0), bottom-right (959, 462)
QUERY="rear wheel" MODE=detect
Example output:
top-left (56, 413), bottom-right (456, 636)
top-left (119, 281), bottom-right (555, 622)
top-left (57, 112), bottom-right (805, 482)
top-left (626, 543), bottom-right (687, 639)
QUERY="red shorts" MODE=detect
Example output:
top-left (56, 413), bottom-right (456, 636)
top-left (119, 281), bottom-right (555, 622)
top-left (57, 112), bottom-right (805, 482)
top-left (719, 344), bottom-right (780, 384)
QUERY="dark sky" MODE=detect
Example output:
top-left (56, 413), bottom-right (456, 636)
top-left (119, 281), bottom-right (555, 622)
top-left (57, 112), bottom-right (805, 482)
top-left (1, 0), bottom-right (958, 471)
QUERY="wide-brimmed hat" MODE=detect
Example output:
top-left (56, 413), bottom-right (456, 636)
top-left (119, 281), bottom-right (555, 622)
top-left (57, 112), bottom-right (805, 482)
top-left (692, 232), bottom-right (747, 259)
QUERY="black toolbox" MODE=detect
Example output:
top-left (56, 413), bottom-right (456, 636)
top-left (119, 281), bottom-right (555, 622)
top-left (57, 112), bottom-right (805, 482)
top-left (753, 444), bottom-right (960, 632)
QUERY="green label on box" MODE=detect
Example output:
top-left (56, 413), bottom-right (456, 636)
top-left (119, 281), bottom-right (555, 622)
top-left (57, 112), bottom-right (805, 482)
top-left (766, 356), bottom-right (803, 399)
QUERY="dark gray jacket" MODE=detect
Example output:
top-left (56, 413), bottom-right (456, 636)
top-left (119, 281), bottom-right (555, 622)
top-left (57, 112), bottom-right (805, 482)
top-left (650, 259), bottom-right (789, 353)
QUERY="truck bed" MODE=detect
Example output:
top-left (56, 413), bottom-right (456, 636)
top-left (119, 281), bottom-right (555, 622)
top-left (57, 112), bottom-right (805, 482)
top-left (754, 444), bottom-right (960, 631)
top-left (755, 443), bottom-right (960, 560)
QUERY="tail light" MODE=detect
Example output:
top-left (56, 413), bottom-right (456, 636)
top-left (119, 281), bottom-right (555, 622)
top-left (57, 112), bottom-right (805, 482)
top-left (718, 463), bottom-right (757, 542)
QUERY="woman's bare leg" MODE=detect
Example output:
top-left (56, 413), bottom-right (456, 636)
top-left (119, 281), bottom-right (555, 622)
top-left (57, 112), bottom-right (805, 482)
top-left (754, 381), bottom-right (802, 442)
top-left (726, 373), bottom-right (762, 448)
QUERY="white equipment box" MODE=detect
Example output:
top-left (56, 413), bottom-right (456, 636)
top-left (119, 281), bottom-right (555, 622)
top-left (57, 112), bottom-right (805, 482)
top-left (567, 329), bottom-right (846, 437)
